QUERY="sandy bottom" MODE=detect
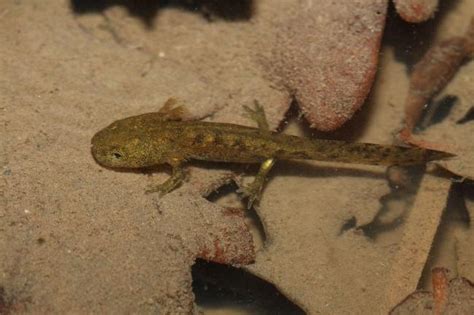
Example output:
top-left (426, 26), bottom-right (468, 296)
top-left (1, 0), bottom-right (473, 314)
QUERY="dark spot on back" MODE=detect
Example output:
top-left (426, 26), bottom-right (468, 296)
top-left (193, 133), bottom-right (205, 145)
top-left (230, 138), bottom-right (245, 150)
top-left (294, 151), bottom-right (311, 159)
top-left (274, 149), bottom-right (285, 157)
top-left (213, 131), bottom-right (224, 146)
top-left (381, 147), bottom-right (392, 158)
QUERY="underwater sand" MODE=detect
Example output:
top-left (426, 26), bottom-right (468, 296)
top-left (1, 0), bottom-right (473, 314)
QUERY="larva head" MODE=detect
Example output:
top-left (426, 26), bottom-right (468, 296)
top-left (91, 114), bottom-right (170, 169)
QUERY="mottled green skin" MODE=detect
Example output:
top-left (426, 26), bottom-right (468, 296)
top-left (91, 111), bottom-right (451, 170)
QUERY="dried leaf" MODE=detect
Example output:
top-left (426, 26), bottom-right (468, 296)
top-left (270, 0), bottom-right (388, 131)
top-left (390, 275), bottom-right (474, 314)
top-left (410, 61), bottom-right (474, 179)
top-left (393, 0), bottom-right (439, 23)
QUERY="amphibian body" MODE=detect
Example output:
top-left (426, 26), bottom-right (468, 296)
top-left (91, 99), bottom-right (452, 207)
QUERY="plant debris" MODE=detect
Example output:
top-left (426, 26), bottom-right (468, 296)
top-left (400, 17), bottom-right (474, 179)
top-left (400, 17), bottom-right (474, 145)
top-left (393, 0), bottom-right (439, 23)
top-left (390, 268), bottom-right (474, 314)
top-left (269, 0), bottom-right (388, 131)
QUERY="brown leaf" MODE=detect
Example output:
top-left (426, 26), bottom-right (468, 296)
top-left (390, 274), bottom-right (474, 314)
top-left (269, 0), bottom-right (388, 131)
top-left (408, 61), bottom-right (474, 179)
top-left (393, 0), bottom-right (439, 23)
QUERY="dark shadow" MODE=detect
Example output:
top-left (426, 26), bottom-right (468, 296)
top-left (339, 216), bottom-right (357, 235)
top-left (192, 259), bottom-right (305, 315)
top-left (0, 286), bottom-right (29, 315)
top-left (206, 181), bottom-right (267, 244)
top-left (197, 0), bottom-right (254, 21)
top-left (206, 181), bottom-right (240, 202)
top-left (383, 0), bottom-right (461, 70)
top-left (70, 0), bottom-right (253, 27)
top-left (189, 160), bottom-right (245, 175)
top-left (358, 165), bottom-right (426, 239)
top-left (0, 287), bottom-right (10, 315)
top-left (457, 106), bottom-right (474, 124)
top-left (415, 95), bottom-right (458, 132)
top-left (462, 179), bottom-right (474, 225)
top-left (274, 160), bottom-right (386, 181)
top-left (417, 181), bottom-right (470, 289)
top-left (91, 158), bottom-right (170, 175)
top-left (276, 99), bottom-right (299, 133)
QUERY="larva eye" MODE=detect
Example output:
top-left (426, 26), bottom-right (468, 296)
top-left (111, 152), bottom-right (123, 160)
